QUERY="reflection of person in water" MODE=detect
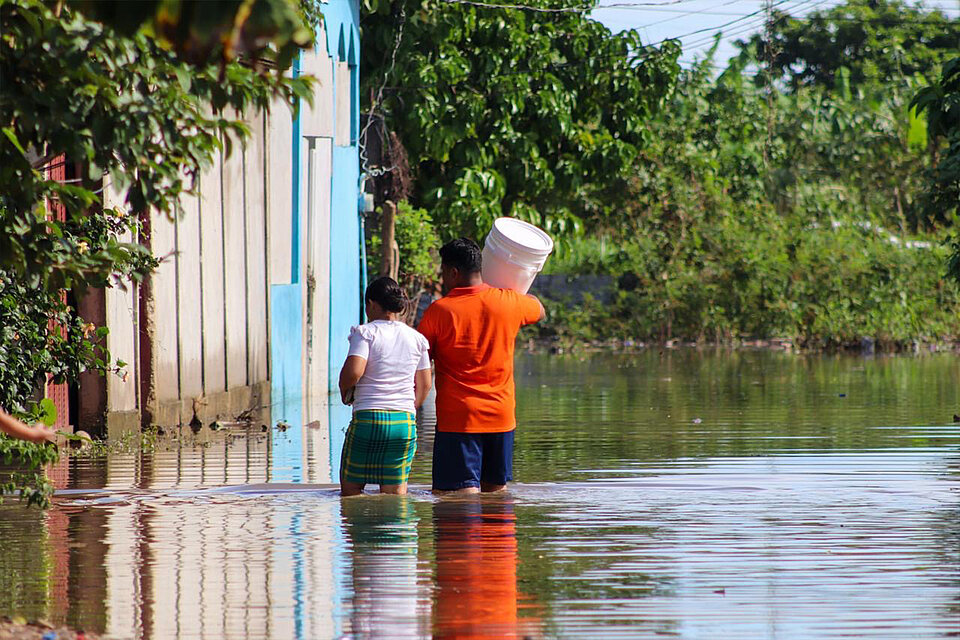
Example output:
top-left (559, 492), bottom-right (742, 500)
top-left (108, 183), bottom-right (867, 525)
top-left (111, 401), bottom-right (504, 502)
top-left (433, 497), bottom-right (541, 640)
top-left (340, 496), bottom-right (422, 637)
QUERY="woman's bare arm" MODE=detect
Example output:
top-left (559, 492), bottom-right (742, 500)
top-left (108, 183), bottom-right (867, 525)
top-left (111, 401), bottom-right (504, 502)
top-left (339, 356), bottom-right (367, 405)
top-left (414, 368), bottom-right (433, 409)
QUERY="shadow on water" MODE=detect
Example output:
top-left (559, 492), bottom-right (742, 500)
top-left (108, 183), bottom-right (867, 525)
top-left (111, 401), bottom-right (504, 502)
top-left (0, 350), bottom-right (958, 639)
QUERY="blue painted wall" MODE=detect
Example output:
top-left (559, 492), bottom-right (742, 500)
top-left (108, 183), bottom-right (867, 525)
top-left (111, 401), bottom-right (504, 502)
top-left (321, 0), bottom-right (362, 479)
top-left (269, 283), bottom-right (305, 482)
top-left (269, 0), bottom-right (362, 490)
top-left (270, 51), bottom-right (307, 483)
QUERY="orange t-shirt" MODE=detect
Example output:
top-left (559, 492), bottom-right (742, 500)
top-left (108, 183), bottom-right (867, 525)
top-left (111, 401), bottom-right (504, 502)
top-left (418, 285), bottom-right (542, 433)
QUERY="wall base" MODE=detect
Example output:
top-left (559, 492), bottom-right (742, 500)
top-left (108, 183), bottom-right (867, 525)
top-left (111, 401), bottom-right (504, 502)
top-left (115, 381), bottom-right (272, 431)
top-left (105, 410), bottom-right (141, 440)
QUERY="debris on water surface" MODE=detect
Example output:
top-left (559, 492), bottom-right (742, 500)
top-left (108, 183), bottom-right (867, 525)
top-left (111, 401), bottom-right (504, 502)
top-left (838, 393), bottom-right (847, 397)
top-left (275, 420), bottom-right (290, 432)
top-left (693, 418), bottom-right (702, 424)
top-left (953, 414), bottom-right (959, 423)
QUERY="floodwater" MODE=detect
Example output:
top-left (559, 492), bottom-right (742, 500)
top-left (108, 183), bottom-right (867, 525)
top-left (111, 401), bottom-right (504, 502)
top-left (1, 350), bottom-right (958, 639)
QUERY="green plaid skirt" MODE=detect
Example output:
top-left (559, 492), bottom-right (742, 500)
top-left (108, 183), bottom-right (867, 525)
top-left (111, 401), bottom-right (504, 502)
top-left (340, 409), bottom-right (417, 485)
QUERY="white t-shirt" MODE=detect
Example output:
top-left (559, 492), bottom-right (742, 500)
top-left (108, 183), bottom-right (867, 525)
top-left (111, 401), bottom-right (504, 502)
top-left (347, 320), bottom-right (431, 414)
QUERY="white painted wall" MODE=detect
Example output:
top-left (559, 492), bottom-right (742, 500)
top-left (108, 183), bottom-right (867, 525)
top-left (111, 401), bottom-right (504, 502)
top-left (176, 186), bottom-right (204, 400)
top-left (199, 151), bottom-right (227, 395)
top-left (305, 138), bottom-right (333, 430)
top-left (222, 121), bottom-right (250, 390)
top-left (301, 35), bottom-right (335, 139)
top-left (245, 111), bottom-right (270, 385)
top-left (267, 97), bottom-right (295, 287)
top-left (103, 185), bottom-right (139, 413)
top-left (102, 51), bottom-right (340, 429)
top-left (149, 209), bottom-right (180, 403)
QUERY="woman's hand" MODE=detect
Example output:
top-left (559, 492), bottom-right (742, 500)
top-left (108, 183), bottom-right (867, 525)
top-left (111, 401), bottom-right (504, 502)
top-left (338, 356), bottom-right (367, 406)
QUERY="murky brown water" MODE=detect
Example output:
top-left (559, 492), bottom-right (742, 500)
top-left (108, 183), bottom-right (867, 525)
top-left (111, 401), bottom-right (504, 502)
top-left (1, 350), bottom-right (958, 639)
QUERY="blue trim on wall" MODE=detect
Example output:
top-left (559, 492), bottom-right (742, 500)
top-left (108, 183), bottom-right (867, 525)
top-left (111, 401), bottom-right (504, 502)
top-left (290, 55), bottom-right (302, 285)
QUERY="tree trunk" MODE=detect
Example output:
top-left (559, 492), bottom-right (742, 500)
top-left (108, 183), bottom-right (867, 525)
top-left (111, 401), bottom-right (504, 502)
top-left (380, 200), bottom-right (399, 281)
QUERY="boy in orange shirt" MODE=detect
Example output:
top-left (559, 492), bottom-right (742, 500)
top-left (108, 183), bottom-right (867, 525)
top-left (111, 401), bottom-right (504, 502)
top-left (418, 238), bottom-right (544, 493)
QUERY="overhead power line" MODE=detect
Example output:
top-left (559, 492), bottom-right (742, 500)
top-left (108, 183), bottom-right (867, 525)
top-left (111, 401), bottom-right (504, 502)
top-left (438, 0), bottom-right (705, 13)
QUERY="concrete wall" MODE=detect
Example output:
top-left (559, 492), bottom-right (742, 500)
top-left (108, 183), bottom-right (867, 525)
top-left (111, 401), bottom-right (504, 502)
top-left (97, 109), bottom-right (278, 433)
top-left (89, 1), bottom-right (363, 479)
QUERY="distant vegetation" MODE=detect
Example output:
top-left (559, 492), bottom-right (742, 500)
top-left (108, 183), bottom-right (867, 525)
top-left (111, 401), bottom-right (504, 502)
top-left (362, 0), bottom-right (960, 348)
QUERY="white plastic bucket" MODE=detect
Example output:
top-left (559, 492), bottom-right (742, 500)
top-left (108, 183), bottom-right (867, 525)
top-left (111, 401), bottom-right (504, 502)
top-left (481, 218), bottom-right (554, 294)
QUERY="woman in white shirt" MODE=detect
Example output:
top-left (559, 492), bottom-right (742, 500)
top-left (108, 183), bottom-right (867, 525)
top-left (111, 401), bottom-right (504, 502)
top-left (338, 277), bottom-right (432, 496)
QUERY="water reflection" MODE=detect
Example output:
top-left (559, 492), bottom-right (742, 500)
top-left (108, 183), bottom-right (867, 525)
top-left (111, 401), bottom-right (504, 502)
top-left (340, 497), bottom-right (423, 638)
top-left (432, 496), bottom-right (541, 640)
top-left (0, 351), bottom-right (958, 639)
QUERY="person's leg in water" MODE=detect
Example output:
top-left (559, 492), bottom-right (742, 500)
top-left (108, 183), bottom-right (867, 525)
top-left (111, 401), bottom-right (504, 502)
top-left (480, 430), bottom-right (514, 493)
top-left (341, 479), bottom-right (365, 497)
top-left (380, 483), bottom-right (408, 495)
top-left (432, 431), bottom-right (482, 495)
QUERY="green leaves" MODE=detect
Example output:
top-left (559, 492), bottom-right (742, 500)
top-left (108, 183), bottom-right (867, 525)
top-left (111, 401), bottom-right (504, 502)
top-left (743, 0), bottom-right (959, 92)
top-left (0, 432), bottom-right (59, 508)
top-left (910, 57), bottom-right (960, 224)
top-left (0, 0), bottom-right (315, 293)
top-left (67, 0), bottom-right (316, 71)
top-left (362, 0), bottom-right (680, 238)
top-left (37, 399), bottom-right (57, 428)
top-left (367, 202), bottom-right (441, 294)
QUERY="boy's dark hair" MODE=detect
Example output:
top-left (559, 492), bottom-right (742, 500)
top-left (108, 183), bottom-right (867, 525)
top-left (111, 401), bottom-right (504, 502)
top-left (365, 276), bottom-right (406, 313)
top-left (439, 237), bottom-right (482, 274)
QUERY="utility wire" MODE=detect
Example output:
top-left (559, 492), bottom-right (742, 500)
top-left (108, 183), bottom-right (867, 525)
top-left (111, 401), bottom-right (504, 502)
top-left (375, 0), bottom-right (805, 93)
top-left (680, 0), bottom-right (830, 49)
top-left (438, 0), bottom-right (706, 12)
top-left (628, 0), bottom-right (745, 30)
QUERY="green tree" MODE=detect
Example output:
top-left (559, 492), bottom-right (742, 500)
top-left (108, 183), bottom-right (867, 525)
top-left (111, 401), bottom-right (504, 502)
top-left (0, 0), bottom-right (317, 505)
top-left (742, 0), bottom-right (959, 91)
top-left (540, 48), bottom-right (960, 347)
top-left (361, 0), bottom-right (680, 238)
top-left (911, 57), bottom-right (960, 280)
top-left (367, 201), bottom-right (441, 295)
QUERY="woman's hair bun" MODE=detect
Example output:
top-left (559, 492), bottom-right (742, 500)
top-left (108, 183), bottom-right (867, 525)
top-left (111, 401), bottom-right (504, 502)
top-left (365, 276), bottom-right (406, 313)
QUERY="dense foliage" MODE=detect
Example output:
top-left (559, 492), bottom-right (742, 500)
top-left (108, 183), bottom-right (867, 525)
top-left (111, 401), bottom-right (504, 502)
top-left (744, 0), bottom-right (958, 91)
top-left (361, 0), bottom-right (958, 348)
top-left (911, 57), bottom-right (960, 242)
top-left (361, 0), bottom-right (680, 239)
top-left (0, 0), bottom-right (316, 505)
top-left (534, 32), bottom-right (960, 348)
top-left (367, 202), bottom-right (442, 297)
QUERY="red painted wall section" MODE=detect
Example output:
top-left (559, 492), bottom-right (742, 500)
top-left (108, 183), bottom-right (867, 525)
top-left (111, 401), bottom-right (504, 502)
top-left (45, 155), bottom-right (71, 431)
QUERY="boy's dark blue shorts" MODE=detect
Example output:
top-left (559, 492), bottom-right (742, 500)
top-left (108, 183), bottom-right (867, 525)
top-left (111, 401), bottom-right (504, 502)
top-left (432, 429), bottom-right (515, 491)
